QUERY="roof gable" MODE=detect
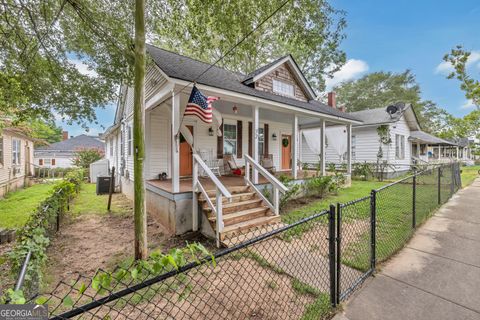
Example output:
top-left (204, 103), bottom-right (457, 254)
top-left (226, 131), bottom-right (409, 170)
top-left (243, 55), bottom-right (316, 100)
top-left (350, 103), bottom-right (420, 130)
top-left (35, 134), bottom-right (105, 152)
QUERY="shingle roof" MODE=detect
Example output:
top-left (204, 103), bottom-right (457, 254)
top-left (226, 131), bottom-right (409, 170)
top-left (349, 103), bottom-right (407, 126)
top-left (35, 134), bottom-right (105, 152)
top-left (449, 137), bottom-right (470, 147)
top-left (242, 55), bottom-right (289, 83)
top-left (409, 131), bottom-right (456, 145)
top-left (146, 44), bottom-right (360, 122)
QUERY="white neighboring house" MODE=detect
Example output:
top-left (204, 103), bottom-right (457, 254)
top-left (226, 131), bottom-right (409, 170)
top-left (103, 44), bottom-right (361, 245)
top-left (34, 134), bottom-right (105, 169)
top-left (0, 127), bottom-right (35, 197)
top-left (301, 103), bottom-right (461, 177)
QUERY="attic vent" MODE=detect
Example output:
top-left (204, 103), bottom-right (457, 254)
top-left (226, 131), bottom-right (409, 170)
top-left (386, 105), bottom-right (399, 117)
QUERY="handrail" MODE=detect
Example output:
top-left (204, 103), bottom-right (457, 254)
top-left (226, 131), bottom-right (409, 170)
top-left (244, 154), bottom-right (288, 216)
top-left (192, 154), bottom-right (232, 248)
top-left (244, 155), bottom-right (288, 192)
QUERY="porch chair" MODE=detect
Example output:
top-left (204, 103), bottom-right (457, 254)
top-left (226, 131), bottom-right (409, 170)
top-left (260, 154), bottom-right (276, 174)
top-left (198, 149), bottom-right (222, 177)
top-left (223, 154), bottom-right (242, 176)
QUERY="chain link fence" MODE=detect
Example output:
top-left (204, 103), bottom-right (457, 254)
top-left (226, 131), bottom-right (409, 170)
top-left (28, 163), bottom-right (460, 319)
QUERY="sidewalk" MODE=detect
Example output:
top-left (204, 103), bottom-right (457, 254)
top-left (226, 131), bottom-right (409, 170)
top-left (335, 177), bottom-right (480, 320)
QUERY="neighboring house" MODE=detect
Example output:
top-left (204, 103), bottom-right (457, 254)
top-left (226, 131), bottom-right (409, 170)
top-left (104, 44), bottom-right (361, 245)
top-left (301, 102), bottom-right (461, 177)
top-left (34, 134), bottom-right (105, 168)
top-left (0, 127), bottom-right (35, 197)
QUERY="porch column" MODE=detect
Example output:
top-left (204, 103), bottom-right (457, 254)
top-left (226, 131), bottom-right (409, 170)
top-left (320, 119), bottom-right (326, 176)
top-left (456, 146), bottom-right (459, 160)
top-left (417, 142), bottom-right (420, 157)
top-left (346, 123), bottom-right (352, 175)
top-left (438, 146), bottom-right (441, 160)
top-left (292, 115), bottom-right (298, 179)
top-left (252, 105), bottom-right (259, 183)
top-left (171, 91), bottom-right (180, 193)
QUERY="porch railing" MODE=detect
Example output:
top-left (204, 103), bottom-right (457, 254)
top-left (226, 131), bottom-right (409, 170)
top-left (244, 154), bottom-right (288, 216)
top-left (192, 153), bottom-right (232, 247)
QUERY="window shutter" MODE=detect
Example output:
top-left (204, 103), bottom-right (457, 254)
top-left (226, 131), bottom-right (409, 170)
top-left (264, 124), bottom-right (269, 156)
top-left (248, 122), bottom-right (252, 156)
top-left (39, 159), bottom-right (43, 166)
top-left (237, 120), bottom-right (243, 158)
top-left (217, 123), bottom-right (224, 159)
top-left (52, 159), bottom-right (56, 166)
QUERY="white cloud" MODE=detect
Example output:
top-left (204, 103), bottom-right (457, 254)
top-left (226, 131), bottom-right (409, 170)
top-left (325, 59), bottom-right (369, 90)
top-left (435, 50), bottom-right (480, 74)
top-left (69, 58), bottom-right (97, 77)
top-left (460, 99), bottom-right (476, 110)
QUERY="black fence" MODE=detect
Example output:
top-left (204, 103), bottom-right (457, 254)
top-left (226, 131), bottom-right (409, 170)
top-left (36, 163), bottom-right (461, 319)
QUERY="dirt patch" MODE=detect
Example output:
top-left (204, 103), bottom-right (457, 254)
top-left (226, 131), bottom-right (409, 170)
top-left (0, 242), bottom-right (15, 295)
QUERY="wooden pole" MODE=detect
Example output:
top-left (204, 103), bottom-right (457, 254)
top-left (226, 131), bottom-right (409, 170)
top-left (133, 0), bottom-right (148, 260)
top-left (107, 166), bottom-right (115, 212)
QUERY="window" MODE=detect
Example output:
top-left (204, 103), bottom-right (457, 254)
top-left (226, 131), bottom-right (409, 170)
top-left (44, 159), bottom-right (52, 166)
top-left (12, 139), bottom-right (21, 165)
top-left (272, 79), bottom-right (294, 97)
top-left (395, 134), bottom-right (405, 160)
top-left (352, 135), bottom-right (356, 160)
top-left (258, 127), bottom-right (264, 156)
top-left (39, 159), bottom-right (43, 166)
top-left (0, 137), bottom-right (3, 165)
top-left (223, 124), bottom-right (237, 155)
top-left (127, 126), bottom-right (132, 156)
top-left (52, 159), bottom-right (56, 166)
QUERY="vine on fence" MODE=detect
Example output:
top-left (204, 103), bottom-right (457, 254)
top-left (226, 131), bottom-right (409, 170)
top-left (1, 169), bottom-right (84, 304)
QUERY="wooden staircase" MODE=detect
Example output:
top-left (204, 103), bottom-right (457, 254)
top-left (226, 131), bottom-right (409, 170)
top-left (199, 186), bottom-right (281, 243)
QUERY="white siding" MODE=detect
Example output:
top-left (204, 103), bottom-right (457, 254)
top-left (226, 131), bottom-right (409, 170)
top-left (386, 117), bottom-right (412, 168)
top-left (0, 131), bottom-right (34, 192)
top-left (147, 111), bottom-right (170, 179)
top-left (145, 65), bottom-right (167, 102)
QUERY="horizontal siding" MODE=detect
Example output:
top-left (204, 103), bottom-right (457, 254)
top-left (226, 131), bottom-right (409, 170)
top-left (147, 111), bottom-right (170, 179)
top-left (0, 132), bottom-right (34, 184)
top-left (145, 65), bottom-right (167, 102)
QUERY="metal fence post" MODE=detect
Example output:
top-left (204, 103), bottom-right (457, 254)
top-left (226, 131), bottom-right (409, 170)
top-left (336, 203), bottom-right (342, 305)
top-left (328, 204), bottom-right (337, 307)
top-left (412, 173), bottom-right (416, 229)
top-left (437, 166), bottom-right (441, 205)
top-left (370, 190), bottom-right (377, 271)
top-left (450, 163), bottom-right (455, 196)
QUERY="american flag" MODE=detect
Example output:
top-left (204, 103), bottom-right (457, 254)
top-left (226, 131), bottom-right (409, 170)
top-left (184, 86), bottom-right (219, 123)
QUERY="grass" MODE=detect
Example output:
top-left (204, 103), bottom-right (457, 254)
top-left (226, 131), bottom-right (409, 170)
top-left (0, 183), bottom-right (56, 229)
top-left (69, 183), bottom-right (129, 216)
top-left (461, 165), bottom-right (480, 187)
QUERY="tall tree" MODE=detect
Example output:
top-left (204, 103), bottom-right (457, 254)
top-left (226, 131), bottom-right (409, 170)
top-left (133, 0), bottom-right (147, 260)
top-left (28, 119), bottom-right (63, 145)
top-left (443, 46), bottom-right (480, 110)
top-left (333, 70), bottom-right (451, 134)
top-left (151, 0), bottom-right (347, 92)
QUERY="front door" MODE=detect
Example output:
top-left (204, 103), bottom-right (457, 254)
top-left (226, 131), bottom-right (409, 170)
top-left (281, 135), bottom-right (291, 170)
top-left (180, 125), bottom-right (194, 176)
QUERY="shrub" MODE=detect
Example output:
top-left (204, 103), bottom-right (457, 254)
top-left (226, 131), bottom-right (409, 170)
top-left (303, 176), bottom-right (332, 198)
top-left (278, 175), bottom-right (301, 209)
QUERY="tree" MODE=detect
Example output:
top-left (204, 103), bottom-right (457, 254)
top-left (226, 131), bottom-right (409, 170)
top-left (73, 148), bottom-right (104, 168)
top-left (443, 46), bottom-right (480, 110)
top-left (333, 70), bottom-right (451, 134)
top-left (133, 0), bottom-right (148, 260)
top-left (151, 0), bottom-right (347, 92)
top-left (28, 119), bottom-right (63, 145)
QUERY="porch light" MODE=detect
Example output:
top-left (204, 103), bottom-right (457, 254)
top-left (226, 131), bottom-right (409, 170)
top-left (233, 105), bottom-right (238, 114)
top-left (272, 133), bottom-right (277, 141)
top-left (208, 127), bottom-right (214, 136)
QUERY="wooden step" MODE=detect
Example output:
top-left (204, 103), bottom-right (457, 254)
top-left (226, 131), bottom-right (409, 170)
top-left (220, 215), bottom-right (282, 240)
top-left (208, 207), bottom-right (270, 226)
top-left (202, 186), bottom-right (250, 198)
top-left (200, 192), bottom-right (256, 205)
top-left (203, 198), bottom-right (263, 214)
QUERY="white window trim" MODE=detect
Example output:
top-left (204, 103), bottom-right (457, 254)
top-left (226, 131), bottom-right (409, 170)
top-left (272, 79), bottom-right (295, 97)
top-left (395, 134), bottom-right (405, 160)
top-left (223, 123), bottom-right (237, 156)
top-left (12, 139), bottom-right (21, 165)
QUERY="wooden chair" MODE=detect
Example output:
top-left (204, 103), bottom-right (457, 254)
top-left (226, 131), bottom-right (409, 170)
top-left (223, 154), bottom-right (242, 176)
top-left (199, 149), bottom-right (222, 176)
top-left (260, 154), bottom-right (276, 174)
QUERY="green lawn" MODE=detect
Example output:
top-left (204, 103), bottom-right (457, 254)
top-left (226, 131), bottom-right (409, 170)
top-left (0, 183), bottom-right (56, 229)
top-left (69, 183), bottom-right (130, 216)
top-left (461, 165), bottom-right (480, 187)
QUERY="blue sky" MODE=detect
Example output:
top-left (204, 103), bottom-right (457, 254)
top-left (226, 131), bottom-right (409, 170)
top-left (59, 0), bottom-right (480, 136)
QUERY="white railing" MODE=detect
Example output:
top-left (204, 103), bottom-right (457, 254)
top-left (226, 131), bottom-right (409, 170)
top-left (244, 154), bottom-right (288, 216)
top-left (192, 153), bottom-right (232, 247)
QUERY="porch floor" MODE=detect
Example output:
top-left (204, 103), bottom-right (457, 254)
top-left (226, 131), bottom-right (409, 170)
top-left (147, 170), bottom-right (316, 194)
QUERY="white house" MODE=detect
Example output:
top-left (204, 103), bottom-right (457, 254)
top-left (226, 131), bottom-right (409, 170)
top-left (0, 127), bottom-right (35, 197)
top-left (104, 44), bottom-right (361, 246)
top-left (301, 102), bottom-right (461, 177)
top-left (34, 134), bottom-right (105, 169)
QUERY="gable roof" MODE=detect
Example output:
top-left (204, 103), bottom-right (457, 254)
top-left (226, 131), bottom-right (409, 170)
top-left (409, 131), bottom-right (456, 146)
top-left (146, 44), bottom-right (360, 122)
top-left (349, 103), bottom-right (420, 130)
top-left (35, 135), bottom-right (105, 152)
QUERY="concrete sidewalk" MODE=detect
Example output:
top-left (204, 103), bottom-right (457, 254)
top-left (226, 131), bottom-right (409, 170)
top-left (335, 178), bottom-right (480, 320)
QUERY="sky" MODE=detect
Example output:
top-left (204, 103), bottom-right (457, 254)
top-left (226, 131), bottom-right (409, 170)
top-left (58, 0), bottom-right (480, 137)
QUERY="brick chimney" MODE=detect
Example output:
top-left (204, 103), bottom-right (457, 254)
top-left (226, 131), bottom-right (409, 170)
top-left (62, 131), bottom-right (69, 141)
top-left (327, 92), bottom-right (336, 108)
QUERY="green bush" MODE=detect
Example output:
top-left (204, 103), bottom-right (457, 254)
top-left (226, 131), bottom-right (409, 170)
top-left (2, 169), bottom-right (84, 302)
top-left (303, 176), bottom-right (332, 198)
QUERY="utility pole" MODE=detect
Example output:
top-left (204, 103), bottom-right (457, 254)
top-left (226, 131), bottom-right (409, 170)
top-left (133, 0), bottom-right (147, 260)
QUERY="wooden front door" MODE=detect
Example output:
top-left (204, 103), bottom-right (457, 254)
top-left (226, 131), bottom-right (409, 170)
top-left (281, 135), bottom-right (291, 170)
top-left (180, 125), bottom-right (194, 176)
